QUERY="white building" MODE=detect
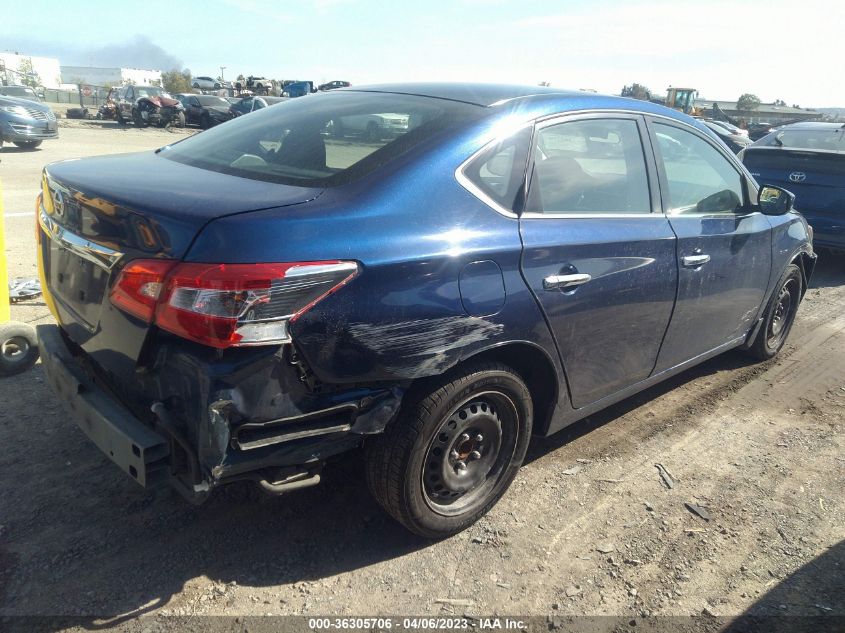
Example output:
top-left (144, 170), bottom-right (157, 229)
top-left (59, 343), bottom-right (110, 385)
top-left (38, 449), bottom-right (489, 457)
top-left (0, 52), bottom-right (62, 88)
top-left (60, 66), bottom-right (162, 87)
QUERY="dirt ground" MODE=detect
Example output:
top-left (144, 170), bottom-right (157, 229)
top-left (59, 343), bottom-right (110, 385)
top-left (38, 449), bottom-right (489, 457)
top-left (0, 123), bottom-right (843, 631)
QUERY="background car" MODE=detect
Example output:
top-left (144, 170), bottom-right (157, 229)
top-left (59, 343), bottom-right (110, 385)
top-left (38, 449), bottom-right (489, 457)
top-left (175, 93), bottom-right (234, 128)
top-left (327, 112), bottom-right (409, 141)
top-left (741, 121), bottom-right (845, 251)
top-left (228, 95), bottom-right (287, 117)
top-left (0, 85), bottom-right (42, 102)
top-left (707, 119), bottom-right (748, 137)
top-left (318, 80), bottom-right (351, 91)
top-left (36, 84), bottom-right (813, 538)
top-left (701, 119), bottom-right (752, 154)
top-left (115, 85), bottom-right (185, 128)
top-left (191, 76), bottom-right (221, 90)
top-left (0, 95), bottom-right (57, 149)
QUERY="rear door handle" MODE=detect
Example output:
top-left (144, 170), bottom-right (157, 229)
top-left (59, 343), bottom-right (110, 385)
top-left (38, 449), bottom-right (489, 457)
top-left (681, 254), bottom-right (711, 268)
top-left (543, 273), bottom-right (592, 290)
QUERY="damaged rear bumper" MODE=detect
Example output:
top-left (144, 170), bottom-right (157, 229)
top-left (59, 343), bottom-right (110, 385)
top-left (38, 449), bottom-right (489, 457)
top-left (37, 324), bottom-right (170, 488)
top-left (37, 324), bottom-right (404, 500)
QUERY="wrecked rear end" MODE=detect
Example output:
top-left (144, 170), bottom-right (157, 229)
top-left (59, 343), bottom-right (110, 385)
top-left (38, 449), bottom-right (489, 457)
top-left (36, 91), bottom-right (490, 500)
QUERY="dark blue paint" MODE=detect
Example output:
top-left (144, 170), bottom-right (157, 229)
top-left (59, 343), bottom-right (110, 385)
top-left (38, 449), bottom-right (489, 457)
top-left (459, 260), bottom-right (506, 317)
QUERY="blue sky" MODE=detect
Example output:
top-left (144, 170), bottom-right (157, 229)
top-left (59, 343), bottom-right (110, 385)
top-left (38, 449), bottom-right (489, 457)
top-left (3, 0), bottom-right (842, 106)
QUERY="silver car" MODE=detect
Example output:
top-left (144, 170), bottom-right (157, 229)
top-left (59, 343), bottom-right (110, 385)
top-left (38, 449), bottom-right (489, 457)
top-left (0, 95), bottom-right (58, 149)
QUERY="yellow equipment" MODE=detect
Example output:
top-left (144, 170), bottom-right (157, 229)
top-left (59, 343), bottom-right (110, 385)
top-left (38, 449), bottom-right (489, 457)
top-left (665, 87), bottom-right (699, 115)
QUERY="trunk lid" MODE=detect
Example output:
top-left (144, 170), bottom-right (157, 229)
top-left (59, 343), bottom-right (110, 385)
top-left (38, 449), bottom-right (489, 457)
top-left (743, 147), bottom-right (845, 244)
top-left (40, 151), bottom-right (322, 379)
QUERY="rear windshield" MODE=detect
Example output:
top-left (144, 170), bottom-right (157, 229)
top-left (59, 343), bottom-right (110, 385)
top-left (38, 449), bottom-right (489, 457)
top-left (161, 92), bottom-right (484, 187)
top-left (759, 128), bottom-right (845, 152)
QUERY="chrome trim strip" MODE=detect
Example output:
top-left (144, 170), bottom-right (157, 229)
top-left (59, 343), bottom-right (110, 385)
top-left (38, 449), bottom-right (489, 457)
top-left (39, 207), bottom-right (123, 271)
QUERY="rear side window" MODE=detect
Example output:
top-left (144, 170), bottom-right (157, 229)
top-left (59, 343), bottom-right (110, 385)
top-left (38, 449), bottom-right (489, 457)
top-left (527, 118), bottom-right (651, 214)
top-left (162, 92), bottom-right (484, 187)
top-left (462, 126), bottom-right (531, 212)
top-left (654, 123), bottom-right (745, 214)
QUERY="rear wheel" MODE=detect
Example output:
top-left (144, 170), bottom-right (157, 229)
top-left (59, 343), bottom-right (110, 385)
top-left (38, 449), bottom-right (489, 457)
top-left (13, 140), bottom-right (41, 149)
top-left (366, 362), bottom-right (532, 538)
top-left (747, 263), bottom-right (802, 360)
top-left (0, 322), bottom-right (39, 376)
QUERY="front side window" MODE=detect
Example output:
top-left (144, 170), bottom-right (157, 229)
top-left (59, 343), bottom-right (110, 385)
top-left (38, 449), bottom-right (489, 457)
top-left (654, 123), bottom-right (745, 215)
top-left (526, 118), bottom-right (651, 214)
top-left (162, 92), bottom-right (483, 187)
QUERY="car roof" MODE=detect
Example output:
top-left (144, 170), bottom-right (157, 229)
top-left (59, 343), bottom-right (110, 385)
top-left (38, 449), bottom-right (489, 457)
top-left (345, 82), bottom-right (581, 106)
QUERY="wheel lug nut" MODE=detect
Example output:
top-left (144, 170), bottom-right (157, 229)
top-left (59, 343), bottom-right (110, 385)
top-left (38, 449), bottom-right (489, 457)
top-left (450, 450), bottom-right (459, 460)
top-left (456, 462), bottom-right (467, 472)
top-left (475, 434), bottom-right (483, 443)
top-left (469, 450), bottom-right (481, 461)
top-left (459, 433), bottom-right (470, 442)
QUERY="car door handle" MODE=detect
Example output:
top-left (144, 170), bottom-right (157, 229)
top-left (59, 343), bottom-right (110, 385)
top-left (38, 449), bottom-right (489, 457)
top-left (681, 254), bottom-right (711, 268)
top-left (543, 273), bottom-right (592, 290)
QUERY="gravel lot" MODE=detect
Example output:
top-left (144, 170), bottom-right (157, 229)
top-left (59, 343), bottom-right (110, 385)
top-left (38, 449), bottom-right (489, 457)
top-left (1, 122), bottom-right (843, 631)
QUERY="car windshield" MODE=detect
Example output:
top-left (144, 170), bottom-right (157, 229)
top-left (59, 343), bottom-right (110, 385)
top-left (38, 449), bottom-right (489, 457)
top-left (161, 92), bottom-right (484, 187)
top-left (762, 128), bottom-right (845, 152)
top-left (135, 87), bottom-right (167, 99)
top-left (196, 96), bottom-right (230, 107)
top-left (0, 86), bottom-right (38, 101)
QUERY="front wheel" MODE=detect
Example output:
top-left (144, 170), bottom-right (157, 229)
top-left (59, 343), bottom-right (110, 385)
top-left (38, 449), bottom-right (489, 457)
top-left (366, 362), bottom-right (533, 538)
top-left (747, 263), bottom-right (802, 360)
top-left (13, 140), bottom-right (41, 149)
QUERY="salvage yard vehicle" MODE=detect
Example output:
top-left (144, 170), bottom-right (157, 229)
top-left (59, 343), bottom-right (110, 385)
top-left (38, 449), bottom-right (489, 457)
top-left (115, 85), bottom-right (185, 128)
top-left (701, 119), bottom-right (751, 154)
top-left (36, 84), bottom-right (815, 538)
top-left (742, 121), bottom-right (845, 251)
top-left (174, 93), bottom-right (233, 128)
top-left (228, 95), bottom-right (287, 118)
top-left (327, 111), bottom-right (409, 141)
top-left (0, 95), bottom-right (57, 149)
top-left (0, 85), bottom-right (42, 102)
top-left (318, 80), bottom-right (351, 91)
top-left (191, 76), bottom-right (222, 90)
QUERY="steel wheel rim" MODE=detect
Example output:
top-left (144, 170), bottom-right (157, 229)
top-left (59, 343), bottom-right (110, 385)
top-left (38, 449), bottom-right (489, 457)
top-left (767, 278), bottom-right (797, 348)
top-left (1, 336), bottom-right (30, 364)
top-left (421, 390), bottom-right (519, 516)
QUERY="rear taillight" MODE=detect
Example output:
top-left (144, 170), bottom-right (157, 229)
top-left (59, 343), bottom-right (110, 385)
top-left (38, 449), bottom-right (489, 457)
top-left (110, 260), bottom-right (358, 348)
top-left (110, 259), bottom-right (178, 321)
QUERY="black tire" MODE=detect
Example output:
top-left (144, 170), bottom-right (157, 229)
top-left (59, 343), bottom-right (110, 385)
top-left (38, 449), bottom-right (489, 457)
top-left (0, 322), bottom-right (39, 376)
top-left (747, 263), bottom-right (802, 360)
top-left (176, 111), bottom-right (186, 128)
top-left (365, 362), bottom-right (533, 538)
top-left (13, 140), bottom-right (41, 149)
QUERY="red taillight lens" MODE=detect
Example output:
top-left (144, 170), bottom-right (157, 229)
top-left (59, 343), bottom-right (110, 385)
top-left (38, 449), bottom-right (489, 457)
top-left (110, 259), bottom-right (177, 321)
top-left (110, 259), bottom-right (358, 348)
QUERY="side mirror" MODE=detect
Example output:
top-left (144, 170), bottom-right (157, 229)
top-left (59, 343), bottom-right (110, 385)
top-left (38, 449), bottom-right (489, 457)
top-left (758, 185), bottom-right (795, 215)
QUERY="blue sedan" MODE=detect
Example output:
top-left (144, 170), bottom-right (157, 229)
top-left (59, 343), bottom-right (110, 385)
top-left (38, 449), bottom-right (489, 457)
top-left (35, 84), bottom-right (815, 537)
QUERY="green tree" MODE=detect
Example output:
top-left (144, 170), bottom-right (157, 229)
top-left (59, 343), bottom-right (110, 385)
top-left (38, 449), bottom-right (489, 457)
top-left (621, 83), bottom-right (652, 101)
top-left (17, 58), bottom-right (41, 88)
top-left (161, 68), bottom-right (193, 94)
top-left (737, 93), bottom-right (761, 111)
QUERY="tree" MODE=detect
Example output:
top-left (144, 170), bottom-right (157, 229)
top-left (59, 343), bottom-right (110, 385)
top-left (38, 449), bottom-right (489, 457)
top-left (621, 83), bottom-right (652, 101)
top-left (737, 93), bottom-right (761, 111)
top-left (162, 68), bottom-right (193, 94)
top-left (17, 58), bottom-right (40, 88)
